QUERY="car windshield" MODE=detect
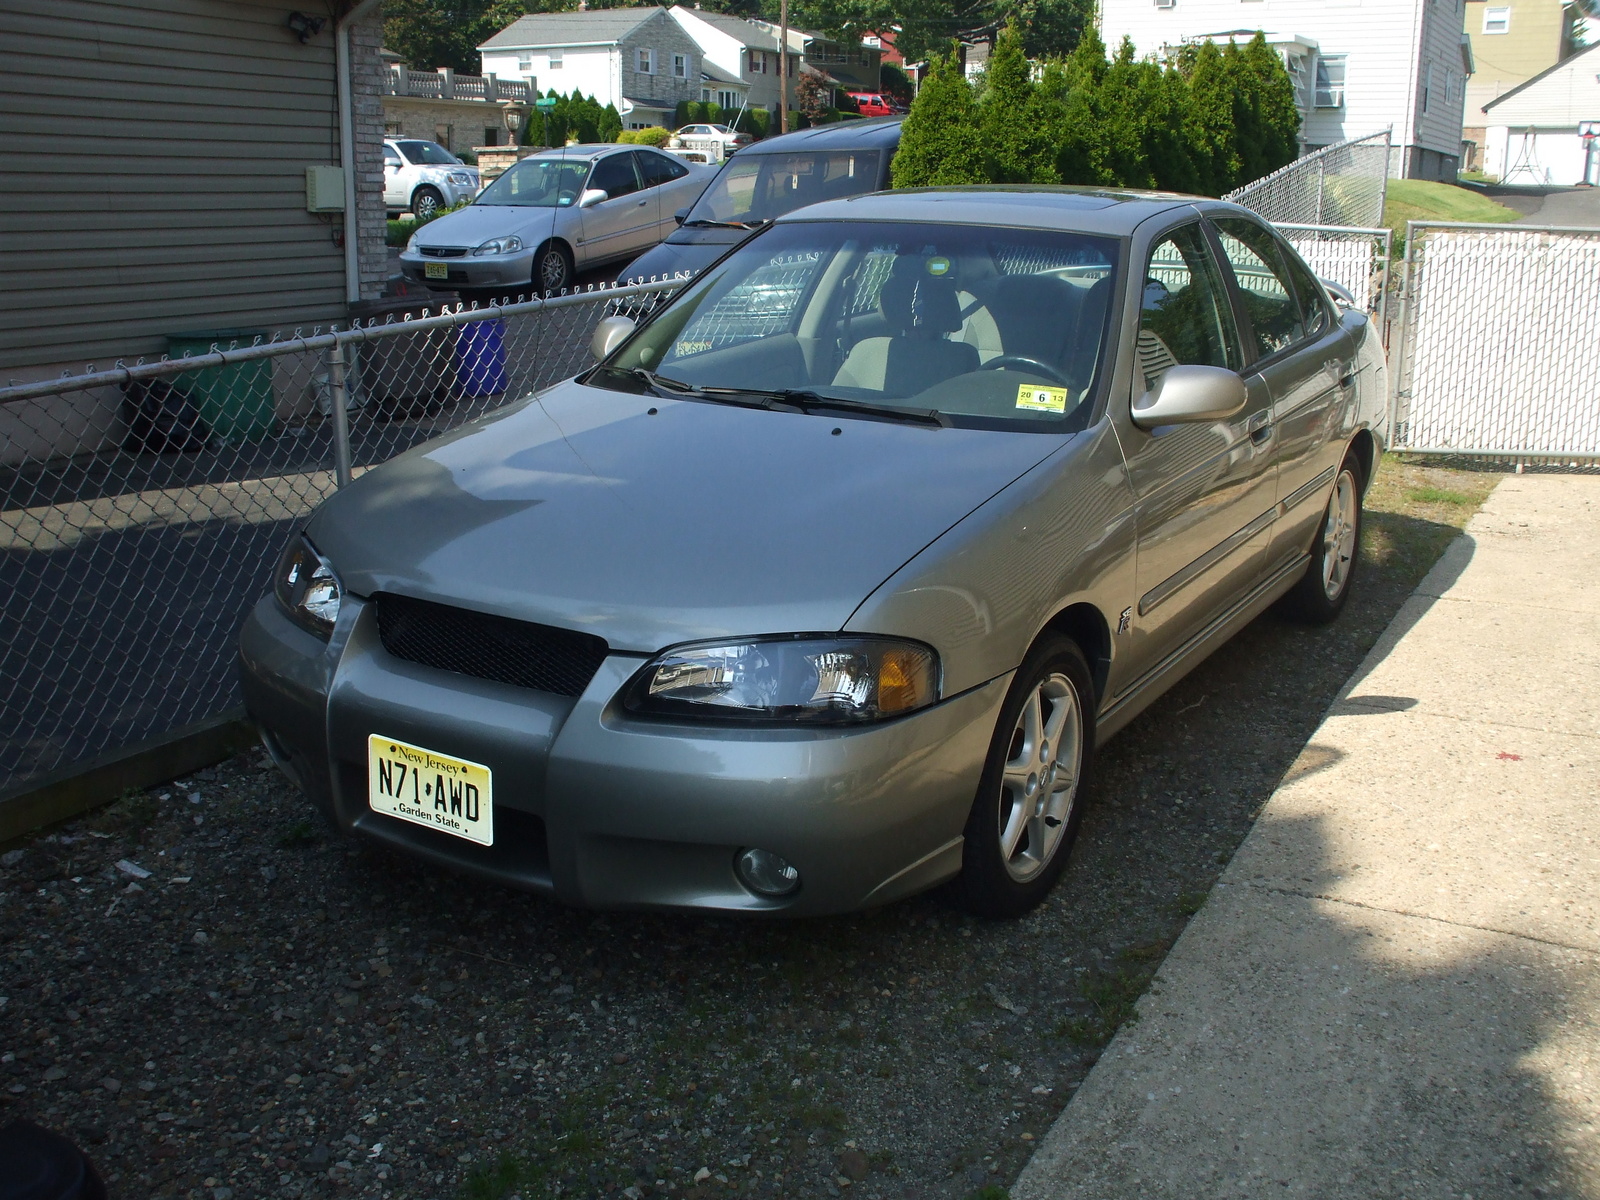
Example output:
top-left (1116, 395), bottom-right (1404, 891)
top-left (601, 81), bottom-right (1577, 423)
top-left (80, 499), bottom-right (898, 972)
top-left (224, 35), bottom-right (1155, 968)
top-left (475, 156), bottom-right (590, 207)
top-left (595, 219), bottom-right (1120, 429)
top-left (686, 151), bottom-right (882, 227)
top-left (397, 140), bottom-right (462, 166)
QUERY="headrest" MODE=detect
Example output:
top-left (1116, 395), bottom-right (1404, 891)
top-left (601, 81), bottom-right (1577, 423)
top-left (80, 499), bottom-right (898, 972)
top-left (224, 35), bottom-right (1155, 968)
top-left (878, 255), bottom-right (963, 336)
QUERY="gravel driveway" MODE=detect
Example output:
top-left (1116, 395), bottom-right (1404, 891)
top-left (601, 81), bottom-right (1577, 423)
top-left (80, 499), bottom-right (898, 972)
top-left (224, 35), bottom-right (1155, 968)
top-left (0, 460), bottom-right (1499, 1200)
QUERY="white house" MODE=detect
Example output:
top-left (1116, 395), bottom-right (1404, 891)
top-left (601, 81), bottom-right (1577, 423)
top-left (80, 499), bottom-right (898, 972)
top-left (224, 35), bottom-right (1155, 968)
top-left (1481, 40), bottom-right (1600, 183)
top-left (478, 7), bottom-right (702, 129)
top-left (1098, 0), bottom-right (1476, 180)
top-left (668, 7), bottom-right (797, 113)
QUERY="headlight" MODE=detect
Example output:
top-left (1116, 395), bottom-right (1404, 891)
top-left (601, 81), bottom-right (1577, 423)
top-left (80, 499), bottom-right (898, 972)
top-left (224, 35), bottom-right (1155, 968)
top-left (472, 235), bottom-right (524, 257)
top-left (405, 231), bottom-right (421, 253)
top-left (625, 636), bottom-right (938, 724)
top-left (448, 171), bottom-right (474, 186)
top-left (273, 535), bottom-right (342, 639)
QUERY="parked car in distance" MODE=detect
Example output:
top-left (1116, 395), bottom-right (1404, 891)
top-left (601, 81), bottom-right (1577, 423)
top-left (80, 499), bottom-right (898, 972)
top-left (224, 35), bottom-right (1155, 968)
top-left (619, 117), bottom-right (900, 286)
top-left (846, 91), bottom-right (907, 117)
top-left (383, 139), bottom-right (480, 218)
top-left (242, 186), bottom-right (1387, 919)
top-left (397, 144), bottom-right (717, 297)
top-left (669, 123), bottom-right (753, 151)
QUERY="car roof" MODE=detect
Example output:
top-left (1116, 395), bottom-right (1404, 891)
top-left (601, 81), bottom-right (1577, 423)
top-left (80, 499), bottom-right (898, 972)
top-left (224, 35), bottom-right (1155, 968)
top-left (773, 185), bottom-right (1207, 236)
top-left (525, 143), bottom-right (650, 162)
top-left (737, 117), bottom-right (903, 155)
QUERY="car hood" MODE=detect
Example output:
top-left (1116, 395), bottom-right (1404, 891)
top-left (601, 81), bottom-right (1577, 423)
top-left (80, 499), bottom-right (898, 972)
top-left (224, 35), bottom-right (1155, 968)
top-left (618, 235), bottom-right (739, 285)
top-left (309, 379), bottom-right (1070, 653)
top-left (410, 203), bottom-right (558, 247)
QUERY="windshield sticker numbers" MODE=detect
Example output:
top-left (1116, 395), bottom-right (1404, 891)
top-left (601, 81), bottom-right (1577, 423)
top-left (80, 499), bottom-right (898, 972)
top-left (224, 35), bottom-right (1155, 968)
top-left (926, 256), bottom-right (951, 276)
top-left (673, 340), bottom-right (714, 356)
top-left (1016, 384), bottom-right (1069, 414)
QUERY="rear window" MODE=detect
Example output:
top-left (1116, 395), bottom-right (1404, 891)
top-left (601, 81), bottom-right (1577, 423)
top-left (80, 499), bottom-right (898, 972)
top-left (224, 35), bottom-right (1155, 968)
top-left (688, 151), bottom-right (883, 226)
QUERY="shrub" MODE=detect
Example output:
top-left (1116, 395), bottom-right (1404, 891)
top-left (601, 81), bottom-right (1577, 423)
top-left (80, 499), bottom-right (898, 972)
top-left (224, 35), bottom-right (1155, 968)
top-left (621, 126), bottom-right (671, 147)
top-left (890, 48), bottom-right (984, 187)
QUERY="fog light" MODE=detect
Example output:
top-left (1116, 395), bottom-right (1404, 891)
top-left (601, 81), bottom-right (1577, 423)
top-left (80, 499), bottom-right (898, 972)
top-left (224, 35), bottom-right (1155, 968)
top-left (735, 848), bottom-right (800, 897)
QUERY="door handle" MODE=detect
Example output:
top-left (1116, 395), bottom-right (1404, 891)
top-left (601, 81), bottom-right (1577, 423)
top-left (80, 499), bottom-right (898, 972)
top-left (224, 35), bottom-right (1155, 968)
top-left (1325, 358), bottom-right (1354, 386)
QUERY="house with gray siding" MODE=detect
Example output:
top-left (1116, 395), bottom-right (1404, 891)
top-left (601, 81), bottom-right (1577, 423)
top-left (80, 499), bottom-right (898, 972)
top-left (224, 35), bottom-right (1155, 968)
top-left (0, 0), bottom-right (388, 464)
top-left (479, 8), bottom-right (702, 129)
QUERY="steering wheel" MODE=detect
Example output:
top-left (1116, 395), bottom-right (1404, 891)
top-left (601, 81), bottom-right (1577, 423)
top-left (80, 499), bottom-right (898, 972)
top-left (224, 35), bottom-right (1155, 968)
top-left (979, 355), bottom-right (1071, 385)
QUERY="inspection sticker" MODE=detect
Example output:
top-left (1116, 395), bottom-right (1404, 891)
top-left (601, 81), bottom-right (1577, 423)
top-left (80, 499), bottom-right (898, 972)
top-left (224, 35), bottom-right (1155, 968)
top-left (1015, 384), bottom-right (1069, 413)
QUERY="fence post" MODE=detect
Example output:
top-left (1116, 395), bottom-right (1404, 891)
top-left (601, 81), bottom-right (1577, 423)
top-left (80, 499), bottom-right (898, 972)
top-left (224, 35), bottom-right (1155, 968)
top-left (1316, 157), bottom-right (1327, 226)
top-left (1387, 221), bottom-right (1420, 445)
top-left (327, 342), bottom-right (353, 489)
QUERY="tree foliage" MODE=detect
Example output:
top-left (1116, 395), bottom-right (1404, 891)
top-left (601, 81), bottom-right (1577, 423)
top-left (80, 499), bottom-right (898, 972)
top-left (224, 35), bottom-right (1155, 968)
top-left (895, 28), bottom-right (1300, 196)
top-left (384, 0), bottom-right (577, 74)
top-left (525, 89), bottom-right (620, 146)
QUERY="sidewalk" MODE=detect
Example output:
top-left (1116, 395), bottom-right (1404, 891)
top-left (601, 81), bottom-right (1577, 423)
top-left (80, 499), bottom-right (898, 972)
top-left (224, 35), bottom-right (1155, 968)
top-left (1015, 474), bottom-right (1600, 1200)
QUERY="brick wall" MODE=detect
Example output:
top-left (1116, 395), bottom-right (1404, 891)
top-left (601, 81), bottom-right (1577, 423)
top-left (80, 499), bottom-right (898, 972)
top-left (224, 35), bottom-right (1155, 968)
top-left (383, 97), bottom-right (522, 153)
top-left (350, 11), bottom-right (388, 299)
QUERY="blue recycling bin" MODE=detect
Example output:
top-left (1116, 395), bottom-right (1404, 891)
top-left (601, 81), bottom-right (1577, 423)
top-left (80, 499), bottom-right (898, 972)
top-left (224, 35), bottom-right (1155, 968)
top-left (454, 318), bottom-right (507, 397)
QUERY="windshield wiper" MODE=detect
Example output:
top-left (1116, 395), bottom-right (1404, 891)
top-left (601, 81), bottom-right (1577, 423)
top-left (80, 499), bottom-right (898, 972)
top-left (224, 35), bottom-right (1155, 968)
top-left (680, 217), bottom-right (760, 230)
top-left (620, 369), bottom-right (801, 413)
top-left (771, 390), bottom-right (949, 428)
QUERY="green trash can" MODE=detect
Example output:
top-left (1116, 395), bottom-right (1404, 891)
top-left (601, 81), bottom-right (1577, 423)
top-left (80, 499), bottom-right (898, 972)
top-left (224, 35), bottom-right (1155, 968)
top-left (166, 329), bottom-right (276, 442)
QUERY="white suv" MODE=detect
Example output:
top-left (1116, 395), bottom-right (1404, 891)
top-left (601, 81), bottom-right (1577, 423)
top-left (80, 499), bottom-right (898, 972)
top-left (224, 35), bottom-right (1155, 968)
top-left (383, 139), bottom-right (481, 218)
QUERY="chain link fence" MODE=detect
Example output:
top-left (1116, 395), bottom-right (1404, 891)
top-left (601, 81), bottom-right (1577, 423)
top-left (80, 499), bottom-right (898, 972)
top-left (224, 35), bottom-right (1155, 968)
top-left (1276, 223), bottom-right (1394, 335)
top-left (1224, 130), bottom-right (1393, 230)
top-left (0, 281), bottom-right (682, 797)
top-left (1391, 222), bottom-right (1600, 467)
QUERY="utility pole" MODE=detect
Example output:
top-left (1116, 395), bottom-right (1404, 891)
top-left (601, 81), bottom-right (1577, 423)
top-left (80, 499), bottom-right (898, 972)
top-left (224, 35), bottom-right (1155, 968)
top-left (778, 0), bottom-right (789, 134)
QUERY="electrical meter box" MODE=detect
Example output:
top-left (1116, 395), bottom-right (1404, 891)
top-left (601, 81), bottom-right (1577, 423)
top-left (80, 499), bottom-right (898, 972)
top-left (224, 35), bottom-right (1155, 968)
top-left (305, 166), bottom-right (346, 212)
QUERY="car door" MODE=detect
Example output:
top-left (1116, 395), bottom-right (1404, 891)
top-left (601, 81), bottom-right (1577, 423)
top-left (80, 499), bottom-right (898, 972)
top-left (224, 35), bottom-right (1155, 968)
top-left (1211, 217), bottom-right (1355, 577)
top-left (382, 144), bottom-right (406, 209)
top-left (1119, 219), bottom-right (1277, 680)
top-left (577, 151), bottom-right (652, 264)
top-left (637, 149), bottom-right (691, 239)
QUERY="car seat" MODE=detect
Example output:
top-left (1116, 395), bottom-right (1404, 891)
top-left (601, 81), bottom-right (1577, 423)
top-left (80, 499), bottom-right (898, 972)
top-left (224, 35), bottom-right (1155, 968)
top-left (872, 257), bottom-right (980, 396)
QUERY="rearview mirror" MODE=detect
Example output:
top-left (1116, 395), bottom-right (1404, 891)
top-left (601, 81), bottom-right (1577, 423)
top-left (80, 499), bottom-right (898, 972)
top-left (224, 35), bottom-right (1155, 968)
top-left (589, 315), bottom-right (636, 361)
top-left (1131, 365), bottom-right (1247, 430)
top-left (578, 188), bottom-right (608, 209)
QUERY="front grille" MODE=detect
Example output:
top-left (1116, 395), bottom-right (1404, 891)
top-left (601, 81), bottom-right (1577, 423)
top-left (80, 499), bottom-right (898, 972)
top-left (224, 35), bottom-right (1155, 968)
top-left (373, 593), bottom-right (609, 698)
top-left (420, 247), bottom-right (468, 259)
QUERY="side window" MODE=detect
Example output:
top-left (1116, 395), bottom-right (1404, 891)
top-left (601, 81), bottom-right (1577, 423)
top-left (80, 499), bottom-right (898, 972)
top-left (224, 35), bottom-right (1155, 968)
top-left (589, 153), bottom-right (641, 200)
top-left (1137, 224), bottom-right (1241, 393)
top-left (640, 150), bottom-right (689, 187)
top-left (1277, 250), bottom-right (1335, 340)
top-left (1213, 218), bottom-right (1305, 358)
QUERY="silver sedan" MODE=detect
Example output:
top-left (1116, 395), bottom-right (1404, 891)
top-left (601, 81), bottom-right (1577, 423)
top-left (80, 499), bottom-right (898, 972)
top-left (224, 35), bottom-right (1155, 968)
top-left (243, 188), bottom-right (1386, 917)
top-left (398, 144), bottom-right (717, 296)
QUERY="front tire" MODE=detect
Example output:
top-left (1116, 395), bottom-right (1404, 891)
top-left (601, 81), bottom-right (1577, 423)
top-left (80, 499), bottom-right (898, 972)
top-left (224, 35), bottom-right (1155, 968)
top-left (533, 240), bottom-right (574, 296)
top-left (1282, 454), bottom-right (1363, 623)
top-left (411, 185), bottom-right (444, 219)
top-left (955, 635), bottom-right (1095, 918)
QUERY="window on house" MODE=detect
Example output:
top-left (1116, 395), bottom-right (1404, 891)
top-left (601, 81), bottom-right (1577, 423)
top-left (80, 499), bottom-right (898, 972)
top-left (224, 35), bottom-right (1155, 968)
top-left (517, 55), bottom-right (532, 71)
top-left (636, 48), bottom-right (655, 74)
top-left (1483, 6), bottom-right (1511, 33)
top-left (1314, 55), bottom-right (1345, 108)
top-left (718, 89), bottom-right (739, 110)
top-left (749, 49), bottom-right (766, 73)
top-left (673, 53), bottom-right (688, 78)
top-left (548, 50), bottom-right (563, 69)
top-left (484, 127), bottom-right (502, 146)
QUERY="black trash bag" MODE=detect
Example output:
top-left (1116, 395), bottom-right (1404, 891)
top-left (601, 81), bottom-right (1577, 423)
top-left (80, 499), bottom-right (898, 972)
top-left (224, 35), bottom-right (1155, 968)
top-left (120, 377), bottom-right (209, 453)
top-left (0, 1120), bottom-right (107, 1200)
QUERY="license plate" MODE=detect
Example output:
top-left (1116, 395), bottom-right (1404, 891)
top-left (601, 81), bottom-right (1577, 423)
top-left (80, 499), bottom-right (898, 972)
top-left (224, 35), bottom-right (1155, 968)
top-left (367, 735), bottom-right (493, 846)
top-left (424, 261), bottom-right (449, 280)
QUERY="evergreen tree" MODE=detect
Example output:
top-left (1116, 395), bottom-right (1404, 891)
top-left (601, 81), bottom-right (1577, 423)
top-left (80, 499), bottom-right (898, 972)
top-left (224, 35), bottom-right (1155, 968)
top-left (1143, 60), bottom-right (1199, 194)
top-left (1054, 27), bottom-right (1111, 185)
top-left (979, 25), bottom-right (1056, 183)
top-left (890, 48), bottom-right (984, 187)
top-left (1097, 37), bottom-right (1153, 188)
top-left (1182, 40), bottom-right (1240, 195)
top-left (598, 104), bottom-right (623, 142)
top-left (1242, 33), bottom-right (1301, 175)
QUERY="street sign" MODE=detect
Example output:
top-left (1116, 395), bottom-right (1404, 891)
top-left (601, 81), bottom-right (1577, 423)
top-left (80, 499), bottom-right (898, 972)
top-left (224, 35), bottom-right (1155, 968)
top-left (1580, 120), bottom-right (1600, 139)
top-left (534, 98), bottom-right (558, 112)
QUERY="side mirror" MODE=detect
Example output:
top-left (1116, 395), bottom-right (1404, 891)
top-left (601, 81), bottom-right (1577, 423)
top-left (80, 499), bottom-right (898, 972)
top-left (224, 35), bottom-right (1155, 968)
top-left (589, 315), bottom-right (636, 361)
top-left (1320, 277), bottom-right (1357, 307)
top-left (1131, 365), bottom-right (1247, 430)
top-left (578, 188), bottom-right (608, 209)
top-left (673, 207), bottom-right (690, 226)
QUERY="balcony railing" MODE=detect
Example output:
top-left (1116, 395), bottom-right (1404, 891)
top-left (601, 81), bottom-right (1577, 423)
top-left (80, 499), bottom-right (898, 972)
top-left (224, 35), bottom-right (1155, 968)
top-left (385, 66), bottom-right (532, 104)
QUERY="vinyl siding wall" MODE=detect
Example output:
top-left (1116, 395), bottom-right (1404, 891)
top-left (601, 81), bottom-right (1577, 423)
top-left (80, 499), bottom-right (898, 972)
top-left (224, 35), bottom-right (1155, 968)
top-left (0, 0), bottom-right (380, 375)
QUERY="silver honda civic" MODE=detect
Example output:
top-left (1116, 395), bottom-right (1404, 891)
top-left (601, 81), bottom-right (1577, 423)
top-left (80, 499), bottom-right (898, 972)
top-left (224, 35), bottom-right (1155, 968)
top-left (241, 187), bottom-right (1386, 917)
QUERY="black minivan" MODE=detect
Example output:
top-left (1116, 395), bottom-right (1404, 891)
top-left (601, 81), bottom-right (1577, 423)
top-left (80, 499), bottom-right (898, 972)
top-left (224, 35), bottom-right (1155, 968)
top-left (619, 117), bottom-right (902, 285)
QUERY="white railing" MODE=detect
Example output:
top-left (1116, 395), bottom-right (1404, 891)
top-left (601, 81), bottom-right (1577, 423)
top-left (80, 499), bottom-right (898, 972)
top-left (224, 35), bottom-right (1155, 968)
top-left (386, 66), bottom-right (531, 105)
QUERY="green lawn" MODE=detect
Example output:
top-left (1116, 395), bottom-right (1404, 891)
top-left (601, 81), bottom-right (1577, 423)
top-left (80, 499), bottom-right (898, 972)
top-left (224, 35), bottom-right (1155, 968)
top-left (1383, 179), bottom-right (1520, 245)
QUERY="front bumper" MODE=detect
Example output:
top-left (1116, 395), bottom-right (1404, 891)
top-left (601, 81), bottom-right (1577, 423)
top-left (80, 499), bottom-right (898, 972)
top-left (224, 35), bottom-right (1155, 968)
top-left (240, 594), bottom-right (1007, 915)
top-left (398, 247), bottom-right (535, 289)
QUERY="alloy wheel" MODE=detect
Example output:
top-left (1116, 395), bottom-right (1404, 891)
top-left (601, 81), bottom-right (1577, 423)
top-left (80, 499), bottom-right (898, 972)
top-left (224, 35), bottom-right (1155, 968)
top-left (538, 247), bottom-right (569, 293)
top-left (998, 672), bottom-right (1083, 882)
top-left (1321, 469), bottom-right (1359, 601)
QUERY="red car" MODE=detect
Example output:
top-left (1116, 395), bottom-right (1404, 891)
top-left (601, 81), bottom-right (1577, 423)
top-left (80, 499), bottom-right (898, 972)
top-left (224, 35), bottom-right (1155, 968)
top-left (846, 91), bottom-right (907, 117)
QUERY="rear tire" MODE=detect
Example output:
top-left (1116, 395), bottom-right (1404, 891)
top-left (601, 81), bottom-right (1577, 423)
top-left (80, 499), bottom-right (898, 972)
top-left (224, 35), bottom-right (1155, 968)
top-left (411, 185), bottom-right (444, 219)
top-left (1282, 453), bottom-right (1363, 624)
top-left (954, 635), bottom-right (1095, 918)
top-left (533, 240), bottom-right (574, 296)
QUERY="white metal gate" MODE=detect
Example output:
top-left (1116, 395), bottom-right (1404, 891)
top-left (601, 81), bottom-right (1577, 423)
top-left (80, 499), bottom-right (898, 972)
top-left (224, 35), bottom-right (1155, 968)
top-left (1392, 221), bottom-right (1600, 463)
